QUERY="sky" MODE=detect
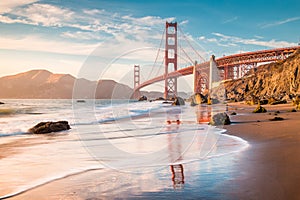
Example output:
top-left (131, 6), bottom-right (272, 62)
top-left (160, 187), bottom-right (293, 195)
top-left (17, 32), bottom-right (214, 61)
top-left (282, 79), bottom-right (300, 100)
top-left (0, 0), bottom-right (300, 92)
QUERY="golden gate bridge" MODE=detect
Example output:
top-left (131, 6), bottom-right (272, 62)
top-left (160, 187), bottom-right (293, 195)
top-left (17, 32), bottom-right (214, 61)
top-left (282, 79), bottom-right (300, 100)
top-left (133, 22), bottom-right (300, 99)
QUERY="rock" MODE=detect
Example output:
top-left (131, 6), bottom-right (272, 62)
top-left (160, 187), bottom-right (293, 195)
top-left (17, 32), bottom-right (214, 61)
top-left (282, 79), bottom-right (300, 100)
top-left (292, 95), bottom-right (300, 109)
top-left (28, 121), bottom-right (71, 134)
top-left (253, 105), bottom-right (267, 113)
top-left (209, 112), bottom-right (231, 126)
top-left (289, 108), bottom-right (297, 112)
top-left (268, 98), bottom-right (287, 105)
top-left (259, 99), bottom-right (269, 105)
top-left (230, 112), bottom-right (237, 115)
top-left (190, 93), bottom-right (207, 105)
top-left (269, 117), bottom-right (284, 121)
top-left (76, 100), bottom-right (86, 103)
top-left (155, 97), bottom-right (165, 101)
top-left (172, 96), bottom-right (185, 106)
top-left (190, 101), bottom-right (197, 107)
top-left (138, 95), bottom-right (147, 101)
top-left (0, 101), bottom-right (4, 105)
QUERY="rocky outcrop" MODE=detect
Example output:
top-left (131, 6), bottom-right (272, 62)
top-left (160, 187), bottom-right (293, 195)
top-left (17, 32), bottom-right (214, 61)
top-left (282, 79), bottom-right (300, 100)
top-left (138, 95), bottom-right (147, 101)
top-left (209, 112), bottom-right (231, 126)
top-left (213, 49), bottom-right (300, 102)
top-left (253, 105), bottom-right (267, 113)
top-left (172, 96), bottom-right (185, 106)
top-left (292, 95), bottom-right (300, 109)
top-left (28, 121), bottom-right (71, 134)
top-left (190, 93), bottom-right (207, 106)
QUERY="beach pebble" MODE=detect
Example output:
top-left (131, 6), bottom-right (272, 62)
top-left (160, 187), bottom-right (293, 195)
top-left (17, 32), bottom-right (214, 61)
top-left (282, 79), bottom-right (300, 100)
top-left (28, 121), bottom-right (71, 134)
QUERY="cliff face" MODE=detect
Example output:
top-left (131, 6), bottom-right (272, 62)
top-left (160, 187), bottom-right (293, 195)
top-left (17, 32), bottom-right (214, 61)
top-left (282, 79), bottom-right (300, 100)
top-left (219, 49), bottom-right (300, 101)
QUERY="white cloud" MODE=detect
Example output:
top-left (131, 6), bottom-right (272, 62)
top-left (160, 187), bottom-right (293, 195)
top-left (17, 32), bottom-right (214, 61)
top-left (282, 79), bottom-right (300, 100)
top-left (0, 0), bottom-right (38, 14)
top-left (179, 20), bottom-right (189, 25)
top-left (261, 16), bottom-right (300, 28)
top-left (207, 32), bottom-right (297, 48)
top-left (0, 14), bottom-right (37, 25)
top-left (61, 31), bottom-right (105, 40)
top-left (122, 15), bottom-right (175, 27)
top-left (0, 35), bottom-right (99, 56)
top-left (13, 3), bottom-right (74, 27)
top-left (83, 9), bottom-right (104, 15)
top-left (222, 16), bottom-right (238, 24)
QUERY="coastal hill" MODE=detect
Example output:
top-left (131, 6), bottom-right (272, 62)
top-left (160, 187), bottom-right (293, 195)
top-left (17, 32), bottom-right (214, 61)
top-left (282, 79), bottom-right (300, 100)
top-left (0, 70), bottom-right (134, 99)
top-left (214, 49), bottom-right (300, 102)
top-left (0, 70), bottom-right (189, 99)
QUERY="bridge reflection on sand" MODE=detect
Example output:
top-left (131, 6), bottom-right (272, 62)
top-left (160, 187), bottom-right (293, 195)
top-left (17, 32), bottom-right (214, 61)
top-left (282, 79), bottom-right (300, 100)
top-left (168, 104), bottom-right (219, 189)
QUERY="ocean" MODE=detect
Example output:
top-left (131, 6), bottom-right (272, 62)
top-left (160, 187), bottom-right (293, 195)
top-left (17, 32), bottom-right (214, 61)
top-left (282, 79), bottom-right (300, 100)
top-left (0, 99), bottom-right (248, 199)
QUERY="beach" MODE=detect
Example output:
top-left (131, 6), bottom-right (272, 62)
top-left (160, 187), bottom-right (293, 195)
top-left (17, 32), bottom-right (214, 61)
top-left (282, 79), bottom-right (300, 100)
top-left (1, 102), bottom-right (299, 199)
top-left (224, 103), bottom-right (300, 199)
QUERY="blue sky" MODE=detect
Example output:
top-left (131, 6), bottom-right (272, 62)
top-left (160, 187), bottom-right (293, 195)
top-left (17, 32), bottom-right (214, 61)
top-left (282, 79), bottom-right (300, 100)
top-left (0, 0), bottom-right (299, 91)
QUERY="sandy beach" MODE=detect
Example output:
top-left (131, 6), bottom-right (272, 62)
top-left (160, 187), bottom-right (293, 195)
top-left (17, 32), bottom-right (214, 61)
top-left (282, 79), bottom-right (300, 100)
top-left (4, 102), bottom-right (300, 200)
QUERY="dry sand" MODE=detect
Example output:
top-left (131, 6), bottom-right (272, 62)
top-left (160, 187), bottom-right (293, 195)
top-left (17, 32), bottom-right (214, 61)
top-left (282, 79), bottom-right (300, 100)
top-left (7, 103), bottom-right (300, 200)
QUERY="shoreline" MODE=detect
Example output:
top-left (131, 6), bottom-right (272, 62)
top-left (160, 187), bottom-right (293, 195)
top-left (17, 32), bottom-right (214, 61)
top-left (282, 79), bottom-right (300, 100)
top-left (5, 102), bottom-right (300, 199)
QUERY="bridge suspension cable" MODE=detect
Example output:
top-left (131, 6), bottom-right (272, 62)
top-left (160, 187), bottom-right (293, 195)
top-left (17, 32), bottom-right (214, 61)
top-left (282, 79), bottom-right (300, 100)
top-left (147, 28), bottom-right (166, 81)
top-left (178, 26), bottom-right (206, 63)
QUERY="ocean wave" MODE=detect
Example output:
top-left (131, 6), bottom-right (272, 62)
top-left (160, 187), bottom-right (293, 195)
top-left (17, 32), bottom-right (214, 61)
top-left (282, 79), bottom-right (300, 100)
top-left (0, 166), bottom-right (103, 200)
top-left (0, 131), bottom-right (28, 137)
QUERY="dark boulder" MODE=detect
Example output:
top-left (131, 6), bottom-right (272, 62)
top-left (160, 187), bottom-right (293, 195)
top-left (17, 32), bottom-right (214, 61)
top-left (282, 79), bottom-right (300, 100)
top-left (209, 112), bottom-right (231, 126)
top-left (0, 101), bottom-right (4, 105)
top-left (28, 121), bottom-right (71, 134)
top-left (155, 97), bottom-right (165, 101)
top-left (138, 95), bottom-right (147, 101)
top-left (269, 117), bottom-right (284, 121)
top-left (172, 96), bottom-right (185, 106)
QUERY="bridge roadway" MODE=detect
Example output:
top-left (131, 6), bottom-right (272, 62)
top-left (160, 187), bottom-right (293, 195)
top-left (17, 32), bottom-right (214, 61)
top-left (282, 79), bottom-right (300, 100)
top-left (135, 46), bottom-right (300, 90)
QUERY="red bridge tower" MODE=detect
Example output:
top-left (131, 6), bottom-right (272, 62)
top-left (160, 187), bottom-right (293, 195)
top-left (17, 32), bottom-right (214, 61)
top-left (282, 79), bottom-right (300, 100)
top-left (133, 65), bottom-right (141, 99)
top-left (164, 22), bottom-right (178, 99)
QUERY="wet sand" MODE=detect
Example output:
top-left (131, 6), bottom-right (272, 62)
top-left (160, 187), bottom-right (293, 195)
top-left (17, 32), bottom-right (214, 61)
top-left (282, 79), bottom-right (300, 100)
top-left (7, 103), bottom-right (300, 200)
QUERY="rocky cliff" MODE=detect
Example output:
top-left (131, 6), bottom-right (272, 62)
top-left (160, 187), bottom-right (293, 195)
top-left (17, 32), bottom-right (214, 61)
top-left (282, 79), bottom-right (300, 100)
top-left (213, 49), bottom-right (300, 102)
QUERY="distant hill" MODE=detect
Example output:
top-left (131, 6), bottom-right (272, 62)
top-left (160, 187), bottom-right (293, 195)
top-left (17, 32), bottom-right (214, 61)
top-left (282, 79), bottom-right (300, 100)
top-left (0, 70), bottom-right (189, 99)
top-left (0, 70), bottom-right (133, 99)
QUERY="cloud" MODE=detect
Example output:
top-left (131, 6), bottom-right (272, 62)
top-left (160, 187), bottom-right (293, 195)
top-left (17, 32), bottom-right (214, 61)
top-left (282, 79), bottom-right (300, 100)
top-left (83, 9), bottom-right (105, 15)
top-left (222, 16), bottom-right (238, 24)
top-left (122, 15), bottom-right (175, 27)
top-left (61, 31), bottom-right (105, 40)
top-left (0, 0), bottom-right (38, 14)
top-left (261, 17), bottom-right (300, 28)
top-left (179, 20), bottom-right (189, 25)
top-left (13, 3), bottom-right (74, 27)
top-left (0, 35), bottom-right (100, 56)
top-left (205, 32), bottom-right (297, 48)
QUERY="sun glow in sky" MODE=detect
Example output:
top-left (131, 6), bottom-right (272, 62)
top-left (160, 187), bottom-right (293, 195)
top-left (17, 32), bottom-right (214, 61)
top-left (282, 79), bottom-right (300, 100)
top-left (0, 0), bottom-right (299, 91)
